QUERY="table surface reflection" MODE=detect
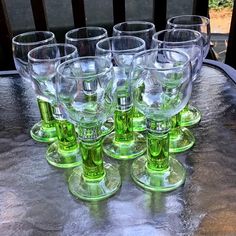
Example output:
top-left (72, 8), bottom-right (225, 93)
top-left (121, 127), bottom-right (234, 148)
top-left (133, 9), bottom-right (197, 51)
top-left (0, 63), bottom-right (236, 236)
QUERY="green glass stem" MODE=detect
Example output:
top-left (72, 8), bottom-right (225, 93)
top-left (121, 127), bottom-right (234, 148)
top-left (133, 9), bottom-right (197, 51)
top-left (131, 119), bottom-right (186, 192)
top-left (132, 79), bottom-right (146, 131)
top-left (55, 119), bottom-right (78, 152)
top-left (68, 125), bottom-right (121, 200)
top-left (147, 132), bottom-right (169, 171)
top-left (114, 106), bottom-right (134, 143)
top-left (80, 138), bottom-right (104, 180)
top-left (37, 98), bottom-right (55, 129)
top-left (102, 105), bottom-right (146, 160)
top-left (172, 112), bottom-right (181, 128)
top-left (45, 108), bottom-right (81, 168)
top-left (146, 119), bottom-right (171, 172)
top-left (170, 113), bottom-right (183, 138)
top-left (169, 109), bottom-right (195, 153)
top-left (77, 124), bottom-right (104, 180)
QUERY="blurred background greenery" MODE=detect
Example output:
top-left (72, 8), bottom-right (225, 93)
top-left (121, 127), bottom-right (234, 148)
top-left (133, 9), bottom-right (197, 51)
top-left (209, 0), bottom-right (233, 9)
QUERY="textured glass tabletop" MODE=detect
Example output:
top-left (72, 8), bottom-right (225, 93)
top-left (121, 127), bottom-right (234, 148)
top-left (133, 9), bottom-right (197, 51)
top-left (0, 63), bottom-right (236, 235)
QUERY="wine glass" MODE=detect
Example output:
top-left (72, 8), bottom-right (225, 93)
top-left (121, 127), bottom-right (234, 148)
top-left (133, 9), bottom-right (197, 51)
top-left (12, 31), bottom-right (57, 142)
top-left (57, 56), bottom-right (121, 201)
top-left (166, 15), bottom-right (210, 127)
top-left (96, 36), bottom-right (146, 160)
top-left (167, 15), bottom-right (210, 58)
top-left (131, 48), bottom-right (192, 192)
top-left (65, 26), bottom-right (108, 56)
top-left (113, 21), bottom-right (156, 49)
top-left (28, 43), bottom-right (81, 168)
top-left (151, 29), bottom-right (204, 153)
top-left (65, 26), bottom-right (113, 136)
top-left (113, 21), bottom-right (156, 132)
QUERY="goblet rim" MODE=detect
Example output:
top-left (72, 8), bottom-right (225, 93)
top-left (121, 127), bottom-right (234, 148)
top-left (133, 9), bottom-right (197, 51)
top-left (12, 31), bottom-right (55, 46)
top-left (152, 29), bottom-right (203, 45)
top-left (113, 20), bottom-right (156, 34)
top-left (96, 36), bottom-right (146, 54)
top-left (133, 48), bottom-right (190, 71)
top-left (27, 43), bottom-right (78, 63)
top-left (57, 56), bottom-right (113, 80)
top-left (65, 26), bottom-right (108, 42)
top-left (167, 15), bottom-right (210, 28)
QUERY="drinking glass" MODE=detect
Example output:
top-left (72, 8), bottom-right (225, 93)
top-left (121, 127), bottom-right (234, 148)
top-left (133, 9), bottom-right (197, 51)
top-left (65, 26), bottom-right (113, 136)
top-left (131, 48), bottom-right (192, 192)
top-left (65, 26), bottom-right (108, 56)
top-left (28, 43), bottom-right (81, 168)
top-left (12, 31), bottom-right (57, 142)
top-left (57, 56), bottom-right (121, 201)
top-left (166, 15), bottom-right (210, 127)
top-left (113, 21), bottom-right (156, 131)
top-left (167, 15), bottom-right (210, 58)
top-left (152, 29), bottom-right (203, 153)
top-left (113, 21), bottom-right (156, 49)
top-left (96, 36), bottom-right (146, 160)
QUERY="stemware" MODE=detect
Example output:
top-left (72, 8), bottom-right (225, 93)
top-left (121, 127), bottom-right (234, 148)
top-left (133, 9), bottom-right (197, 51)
top-left (65, 26), bottom-right (108, 56)
top-left (113, 21), bottom-right (156, 131)
top-left (113, 21), bottom-right (156, 49)
top-left (96, 36), bottom-right (146, 160)
top-left (65, 26), bottom-right (113, 136)
top-left (131, 48), bottom-right (192, 192)
top-left (28, 43), bottom-right (81, 168)
top-left (12, 31), bottom-right (57, 142)
top-left (166, 15), bottom-right (211, 127)
top-left (57, 56), bottom-right (121, 201)
top-left (167, 15), bottom-right (210, 58)
top-left (152, 29), bottom-right (203, 152)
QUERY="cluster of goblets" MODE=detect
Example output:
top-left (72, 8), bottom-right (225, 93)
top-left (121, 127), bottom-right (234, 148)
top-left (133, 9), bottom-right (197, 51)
top-left (12, 15), bottom-right (210, 201)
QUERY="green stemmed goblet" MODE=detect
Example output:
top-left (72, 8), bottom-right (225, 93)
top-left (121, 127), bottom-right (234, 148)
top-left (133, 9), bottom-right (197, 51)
top-left (65, 26), bottom-right (113, 136)
top-left (12, 31), bottom-right (57, 142)
top-left (28, 44), bottom-right (81, 168)
top-left (152, 29), bottom-right (203, 153)
top-left (96, 36), bottom-right (146, 160)
top-left (166, 15), bottom-right (211, 127)
top-left (113, 21), bottom-right (156, 131)
top-left (57, 56), bottom-right (121, 201)
top-left (131, 48), bottom-right (192, 192)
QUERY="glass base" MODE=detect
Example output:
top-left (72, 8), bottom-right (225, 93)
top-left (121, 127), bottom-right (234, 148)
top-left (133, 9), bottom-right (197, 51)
top-left (131, 156), bottom-right (186, 192)
top-left (46, 141), bottom-right (81, 168)
top-left (169, 127), bottom-right (195, 153)
top-left (133, 116), bottom-right (146, 132)
top-left (30, 121), bottom-right (57, 143)
top-left (102, 132), bottom-right (146, 160)
top-left (68, 163), bottom-right (121, 201)
top-left (179, 105), bottom-right (201, 127)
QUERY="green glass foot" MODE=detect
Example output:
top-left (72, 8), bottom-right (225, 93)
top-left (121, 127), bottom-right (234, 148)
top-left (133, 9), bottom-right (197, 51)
top-left (30, 121), bottom-right (57, 143)
top-left (102, 132), bottom-right (146, 160)
top-left (133, 112), bottom-right (146, 132)
top-left (68, 163), bottom-right (121, 201)
top-left (46, 141), bottom-right (81, 168)
top-left (131, 156), bottom-right (186, 192)
top-left (179, 105), bottom-right (201, 127)
top-left (169, 127), bottom-right (195, 153)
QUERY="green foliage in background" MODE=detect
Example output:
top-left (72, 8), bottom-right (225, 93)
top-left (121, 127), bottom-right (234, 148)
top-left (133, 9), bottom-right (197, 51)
top-left (209, 0), bottom-right (233, 9)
